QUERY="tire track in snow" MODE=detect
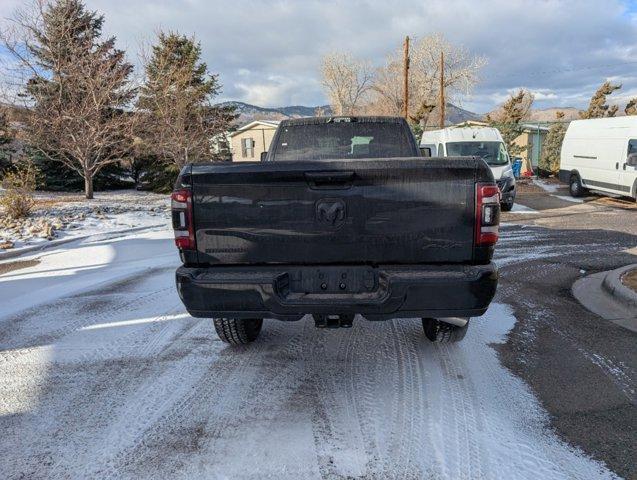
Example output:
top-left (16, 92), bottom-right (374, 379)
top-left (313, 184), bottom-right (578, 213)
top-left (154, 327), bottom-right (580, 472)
top-left (0, 232), bottom-right (624, 480)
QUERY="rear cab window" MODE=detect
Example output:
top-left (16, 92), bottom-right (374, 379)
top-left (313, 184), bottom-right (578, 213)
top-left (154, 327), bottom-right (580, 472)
top-left (271, 119), bottom-right (417, 161)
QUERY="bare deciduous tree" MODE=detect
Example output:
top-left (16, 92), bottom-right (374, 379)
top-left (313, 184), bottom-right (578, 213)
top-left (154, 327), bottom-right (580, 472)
top-left (320, 52), bottom-right (374, 116)
top-left (370, 34), bottom-right (486, 125)
top-left (1, 0), bottom-right (136, 199)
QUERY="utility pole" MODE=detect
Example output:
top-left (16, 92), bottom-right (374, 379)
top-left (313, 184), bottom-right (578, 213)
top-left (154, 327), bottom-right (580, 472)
top-left (439, 50), bottom-right (445, 128)
top-left (403, 36), bottom-right (410, 120)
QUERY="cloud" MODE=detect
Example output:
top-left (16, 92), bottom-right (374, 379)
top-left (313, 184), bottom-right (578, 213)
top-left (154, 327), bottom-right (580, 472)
top-left (1, 0), bottom-right (636, 113)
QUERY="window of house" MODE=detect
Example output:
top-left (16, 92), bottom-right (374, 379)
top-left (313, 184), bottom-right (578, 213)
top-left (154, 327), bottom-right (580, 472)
top-left (241, 138), bottom-right (255, 158)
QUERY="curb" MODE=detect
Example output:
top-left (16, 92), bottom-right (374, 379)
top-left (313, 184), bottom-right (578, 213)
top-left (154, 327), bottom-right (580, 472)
top-left (601, 264), bottom-right (637, 309)
top-left (0, 223), bottom-right (167, 261)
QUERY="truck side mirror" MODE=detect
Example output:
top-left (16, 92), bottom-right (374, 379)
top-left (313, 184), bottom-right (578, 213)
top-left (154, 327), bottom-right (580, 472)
top-left (260, 151), bottom-right (267, 161)
top-left (627, 153), bottom-right (637, 167)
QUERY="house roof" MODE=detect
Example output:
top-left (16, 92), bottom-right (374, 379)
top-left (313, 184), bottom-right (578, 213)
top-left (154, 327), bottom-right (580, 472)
top-left (229, 120), bottom-right (280, 136)
top-left (454, 120), bottom-right (489, 127)
top-left (521, 123), bottom-right (551, 132)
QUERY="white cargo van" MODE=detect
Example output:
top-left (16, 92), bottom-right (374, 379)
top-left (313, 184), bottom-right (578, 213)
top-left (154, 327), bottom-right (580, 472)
top-left (421, 126), bottom-right (516, 210)
top-left (559, 117), bottom-right (637, 200)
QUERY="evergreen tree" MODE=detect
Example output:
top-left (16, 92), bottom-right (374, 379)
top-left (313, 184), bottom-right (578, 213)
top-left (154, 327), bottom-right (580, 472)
top-left (137, 32), bottom-right (236, 175)
top-left (486, 89), bottom-right (534, 156)
top-left (625, 98), bottom-right (637, 116)
top-left (0, 108), bottom-right (14, 175)
top-left (539, 111), bottom-right (567, 176)
top-left (580, 81), bottom-right (621, 119)
top-left (4, 0), bottom-right (136, 198)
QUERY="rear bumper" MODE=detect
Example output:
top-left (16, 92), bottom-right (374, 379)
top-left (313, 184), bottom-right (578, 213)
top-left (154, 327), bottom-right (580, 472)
top-left (176, 263), bottom-right (498, 321)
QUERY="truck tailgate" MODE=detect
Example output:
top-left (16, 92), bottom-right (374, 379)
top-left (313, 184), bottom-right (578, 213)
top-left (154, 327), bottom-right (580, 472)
top-left (189, 157), bottom-right (488, 265)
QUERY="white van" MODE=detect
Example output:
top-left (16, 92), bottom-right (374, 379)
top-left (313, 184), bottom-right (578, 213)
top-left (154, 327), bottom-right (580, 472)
top-left (421, 126), bottom-right (516, 210)
top-left (559, 117), bottom-right (637, 200)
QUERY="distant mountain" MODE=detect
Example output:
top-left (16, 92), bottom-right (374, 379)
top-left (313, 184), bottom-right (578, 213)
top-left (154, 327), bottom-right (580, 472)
top-left (216, 101), bottom-right (332, 124)
top-left (217, 100), bottom-right (481, 126)
top-left (441, 103), bottom-right (482, 124)
top-left (527, 107), bottom-right (581, 122)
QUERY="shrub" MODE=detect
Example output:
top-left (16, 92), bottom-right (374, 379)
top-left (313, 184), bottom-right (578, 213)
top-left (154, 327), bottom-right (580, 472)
top-left (0, 161), bottom-right (40, 219)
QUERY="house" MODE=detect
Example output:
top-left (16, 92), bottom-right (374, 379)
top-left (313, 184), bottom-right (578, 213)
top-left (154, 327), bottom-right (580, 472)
top-left (516, 124), bottom-right (549, 174)
top-left (229, 120), bottom-right (280, 161)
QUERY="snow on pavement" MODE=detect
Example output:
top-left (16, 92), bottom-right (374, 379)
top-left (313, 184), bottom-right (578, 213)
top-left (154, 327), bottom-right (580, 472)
top-left (533, 179), bottom-right (560, 194)
top-left (532, 179), bottom-right (584, 203)
top-left (0, 228), bottom-right (620, 479)
top-left (510, 203), bottom-right (537, 213)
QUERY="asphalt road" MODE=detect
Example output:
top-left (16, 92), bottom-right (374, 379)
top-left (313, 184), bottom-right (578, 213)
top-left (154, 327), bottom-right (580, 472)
top-left (499, 187), bottom-right (637, 479)
top-left (0, 186), bottom-right (635, 479)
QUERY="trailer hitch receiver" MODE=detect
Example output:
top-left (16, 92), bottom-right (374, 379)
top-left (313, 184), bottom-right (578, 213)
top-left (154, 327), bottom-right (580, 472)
top-left (313, 314), bottom-right (354, 329)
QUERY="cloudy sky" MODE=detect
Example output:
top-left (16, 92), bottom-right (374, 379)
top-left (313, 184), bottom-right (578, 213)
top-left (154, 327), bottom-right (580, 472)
top-left (2, 0), bottom-right (637, 113)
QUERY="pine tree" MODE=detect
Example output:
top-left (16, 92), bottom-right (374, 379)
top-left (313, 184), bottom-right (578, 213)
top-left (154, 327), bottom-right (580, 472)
top-left (539, 111), bottom-right (567, 176)
top-left (0, 108), bottom-right (14, 174)
top-left (4, 0), bottom-right (136, 198)
top-left (580, 81), bottom-right (621, 119)
top-left (137, 32), bottom-right (236, 172)
top-left (486, 89), bottom-right (534, 156)
top-left (625, 98), bottom-right (637, 116)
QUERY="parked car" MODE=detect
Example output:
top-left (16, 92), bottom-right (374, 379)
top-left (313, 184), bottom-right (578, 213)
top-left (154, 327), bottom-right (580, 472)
top-left (172, 116), bottom-right (500, 346)
top-left (559, 117), bottom-right (637, 200)
top-left (420, 126), bottom-right (517, 211)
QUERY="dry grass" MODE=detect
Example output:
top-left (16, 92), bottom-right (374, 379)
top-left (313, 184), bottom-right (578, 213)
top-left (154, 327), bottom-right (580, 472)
top-left (621, 269), bottom-right (637, 293)
top-left (34, 196), bottom-right (85, 208)
top-left (0, 162), bottom-right (39, 219)
top-left (0, 258), bottom-right (41, 275)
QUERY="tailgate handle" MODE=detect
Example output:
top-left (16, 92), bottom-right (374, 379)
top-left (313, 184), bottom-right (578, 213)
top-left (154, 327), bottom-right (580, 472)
top-left (305, 171), bottom-right (355, 189)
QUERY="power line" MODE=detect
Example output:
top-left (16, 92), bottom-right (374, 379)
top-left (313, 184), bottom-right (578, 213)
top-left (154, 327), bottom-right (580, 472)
top-left (483, 60), bottom-right (637, 80)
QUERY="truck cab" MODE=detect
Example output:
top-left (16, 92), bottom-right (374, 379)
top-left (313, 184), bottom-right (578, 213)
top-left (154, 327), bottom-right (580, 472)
top-left (421, 126), bottom-right (517, 211)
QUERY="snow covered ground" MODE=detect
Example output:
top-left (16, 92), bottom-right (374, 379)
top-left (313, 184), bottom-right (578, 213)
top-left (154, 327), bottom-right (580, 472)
top-left (532, 179), bottom-right (585, 203)
top-left (510, 203), bottom-right (537, 213)
top-left (533, 179), bottom-right (561, 194)
top-left (0, 190), bottom-right (170, 256)
top-left (0, 228), bottom-right (620, 479)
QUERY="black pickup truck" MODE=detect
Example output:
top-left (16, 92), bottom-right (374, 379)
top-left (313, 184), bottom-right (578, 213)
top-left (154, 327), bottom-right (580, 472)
top-left (172, 117), bottom-right (499, 345)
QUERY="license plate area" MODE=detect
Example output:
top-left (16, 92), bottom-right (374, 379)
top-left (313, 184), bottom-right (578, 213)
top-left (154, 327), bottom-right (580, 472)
top-left (282, 266), bottom-right (377, 295)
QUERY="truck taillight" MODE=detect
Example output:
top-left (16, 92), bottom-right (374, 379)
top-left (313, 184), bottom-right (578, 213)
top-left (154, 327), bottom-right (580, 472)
top-left (475, 183), bottom-right (500, 246)
top-left (171, 189), bottom-right (195, 250)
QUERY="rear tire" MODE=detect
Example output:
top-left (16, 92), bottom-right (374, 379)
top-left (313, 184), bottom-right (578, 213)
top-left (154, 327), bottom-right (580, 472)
top-left (213, 318), bottom-right (263, 345)
top-left (422, 318), bottom-right (469, 343)
top-left (569, 174), bottom-right (586, 198)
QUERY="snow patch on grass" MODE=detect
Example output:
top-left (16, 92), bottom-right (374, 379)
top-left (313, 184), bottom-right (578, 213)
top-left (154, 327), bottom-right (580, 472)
top-left (0, 190), bottom-right (170, 254)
